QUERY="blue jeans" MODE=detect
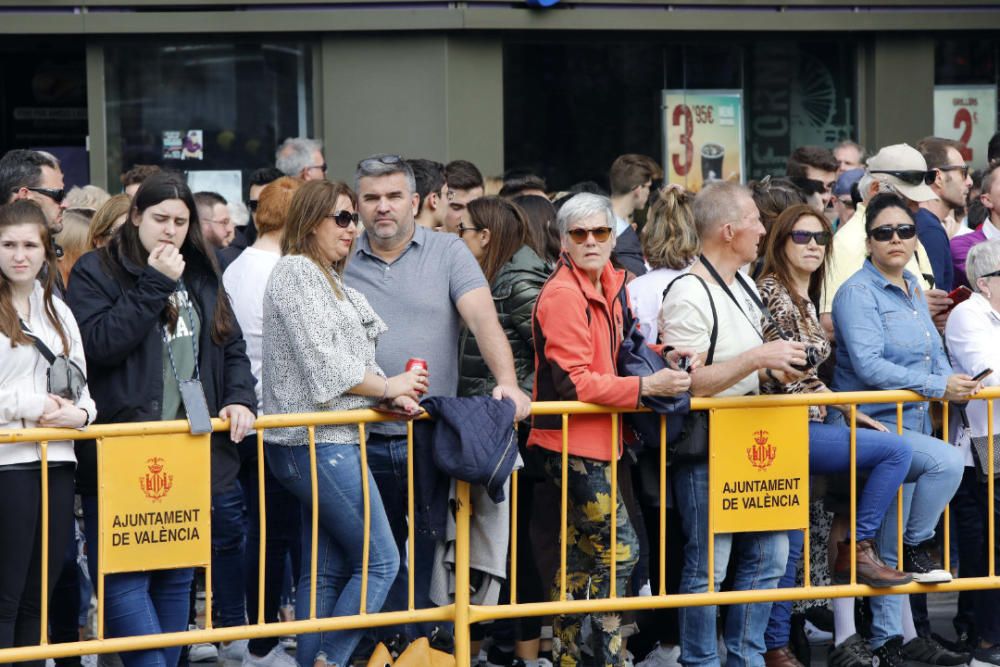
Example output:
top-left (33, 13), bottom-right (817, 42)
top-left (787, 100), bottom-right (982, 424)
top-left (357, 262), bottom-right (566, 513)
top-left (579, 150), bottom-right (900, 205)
top-left (212, 482), bottom-right (247, 628)
top-left (673, 463), bottom-right (789, 667)
top-left (266, 442), bottom-right (399, 667)
top-left (765, 422), bottom-right (913, 649)
top-left (869, 428), bottom-right (963, 649)
top-left (82, 495), bottom-right (194, 667)
top-left (364, 433), bottom-right (442, 641)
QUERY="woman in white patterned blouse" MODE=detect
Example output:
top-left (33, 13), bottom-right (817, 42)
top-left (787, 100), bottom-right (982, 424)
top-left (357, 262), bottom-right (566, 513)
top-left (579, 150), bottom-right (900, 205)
top-left (262, 180), bottom-right (427, 667)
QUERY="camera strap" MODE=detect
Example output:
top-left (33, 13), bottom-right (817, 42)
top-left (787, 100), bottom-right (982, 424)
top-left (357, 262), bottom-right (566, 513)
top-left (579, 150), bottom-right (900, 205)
top-left (699, 255), bottom-right (793, 343)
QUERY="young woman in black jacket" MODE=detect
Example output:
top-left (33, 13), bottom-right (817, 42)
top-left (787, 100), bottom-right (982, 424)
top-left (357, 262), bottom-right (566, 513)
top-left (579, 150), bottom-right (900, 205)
top-left (66, 172), bottom-right (256, 667)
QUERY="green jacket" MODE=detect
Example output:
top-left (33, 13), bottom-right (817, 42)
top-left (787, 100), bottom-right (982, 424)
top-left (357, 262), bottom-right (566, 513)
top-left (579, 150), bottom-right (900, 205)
top-left (458, 245), bottom-right (551, 398)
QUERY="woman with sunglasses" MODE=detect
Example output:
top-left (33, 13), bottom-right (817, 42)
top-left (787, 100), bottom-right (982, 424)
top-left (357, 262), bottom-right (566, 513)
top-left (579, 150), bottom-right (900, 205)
top-left (755, 204), bottom-right (916, 667)
top-left (831, 193), bottom-right (972, 666)
top-left (262, 180), bottom-right (426, 667)
top-left (66, 172), bottom-right (257, 667)
top-left (528, 193), bottom-right (693, 666)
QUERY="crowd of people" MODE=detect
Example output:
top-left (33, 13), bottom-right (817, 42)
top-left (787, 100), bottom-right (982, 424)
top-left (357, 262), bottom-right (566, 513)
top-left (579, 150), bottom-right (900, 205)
top-left (3, 130), bottom-right (1000, 667)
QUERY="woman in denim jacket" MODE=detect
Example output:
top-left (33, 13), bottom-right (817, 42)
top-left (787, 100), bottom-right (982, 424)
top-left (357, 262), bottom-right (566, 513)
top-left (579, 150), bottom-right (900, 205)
top-left (832, 193), bottom-right (975, 667)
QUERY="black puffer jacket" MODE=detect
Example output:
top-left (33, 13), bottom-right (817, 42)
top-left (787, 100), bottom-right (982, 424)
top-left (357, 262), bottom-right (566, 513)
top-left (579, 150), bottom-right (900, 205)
top-left (458, 245), bottom-right (550, 398)
top-left (66, 246), bottom-right (256, 496)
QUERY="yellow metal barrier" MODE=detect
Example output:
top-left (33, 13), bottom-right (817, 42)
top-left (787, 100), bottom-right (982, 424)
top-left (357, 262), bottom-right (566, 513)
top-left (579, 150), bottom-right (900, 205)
top-left (0, 388), bottom-right (998, 665)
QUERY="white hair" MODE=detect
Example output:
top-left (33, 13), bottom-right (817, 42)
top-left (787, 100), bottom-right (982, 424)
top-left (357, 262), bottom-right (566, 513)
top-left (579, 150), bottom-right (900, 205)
top-left (556, 193), bottom-right (615, 236)
top-left (275, 137), bottom-right (323, 177)
top-left (967, 239), bottom-right (1000, 292)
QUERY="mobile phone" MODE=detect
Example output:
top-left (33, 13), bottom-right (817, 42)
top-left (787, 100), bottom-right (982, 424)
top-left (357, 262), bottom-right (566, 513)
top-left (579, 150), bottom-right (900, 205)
top-left (947, 286), bottom-right (973, 310)
top-left (179, 379), bottom-right (213, 434)
top-left (972, 368), bottom-right (993, 382)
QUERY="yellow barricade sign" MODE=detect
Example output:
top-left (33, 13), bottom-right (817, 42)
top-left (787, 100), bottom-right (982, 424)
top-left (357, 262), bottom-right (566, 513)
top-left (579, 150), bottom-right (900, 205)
top-left (709, 406), bottom-right (809, 533)
top-left (98, 433), bottom-right (211, 574)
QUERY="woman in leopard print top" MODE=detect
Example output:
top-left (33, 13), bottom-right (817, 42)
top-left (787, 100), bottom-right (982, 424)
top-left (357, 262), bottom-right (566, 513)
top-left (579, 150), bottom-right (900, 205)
top-left (755, 204), bottom-right (916, 661)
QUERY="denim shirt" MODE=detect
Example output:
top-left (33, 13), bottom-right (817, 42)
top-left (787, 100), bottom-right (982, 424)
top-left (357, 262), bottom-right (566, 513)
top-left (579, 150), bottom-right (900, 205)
top-left (831, 259), bottom-right (951, 434)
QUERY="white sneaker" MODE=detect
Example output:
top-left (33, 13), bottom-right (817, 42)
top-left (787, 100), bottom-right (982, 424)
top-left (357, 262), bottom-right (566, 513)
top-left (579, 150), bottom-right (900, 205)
top-left (188, 642), bottom-right (219, 663)
top-left (804, 618), bottom-right (833, 645)
top-left (637, 644), bottom-right (681, 667)
top-left (220, 639), bottom-right (249, 662)
top-left (243, 645), bottom-right (297, 667)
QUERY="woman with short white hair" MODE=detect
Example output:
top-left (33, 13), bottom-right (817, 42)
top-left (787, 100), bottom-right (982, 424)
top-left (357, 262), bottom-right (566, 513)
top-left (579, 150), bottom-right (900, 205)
top-left (944, 238), bottom-right (1000, 667)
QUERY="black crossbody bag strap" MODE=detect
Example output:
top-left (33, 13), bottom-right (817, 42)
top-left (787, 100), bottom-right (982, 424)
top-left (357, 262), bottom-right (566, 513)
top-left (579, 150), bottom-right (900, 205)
top-left (699, 256), bottom-right (793, 343)
top-left (19, 319), bottom-right (57, 365)
top-left (663, 273), bottom-right (718, 364)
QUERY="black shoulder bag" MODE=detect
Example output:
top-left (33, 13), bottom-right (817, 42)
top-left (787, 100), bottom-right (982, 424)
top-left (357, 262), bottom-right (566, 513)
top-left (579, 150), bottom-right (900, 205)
top-left (20, 320), bottom-right (87, 403)
top-left (660, 273), bottom-right (718, 465)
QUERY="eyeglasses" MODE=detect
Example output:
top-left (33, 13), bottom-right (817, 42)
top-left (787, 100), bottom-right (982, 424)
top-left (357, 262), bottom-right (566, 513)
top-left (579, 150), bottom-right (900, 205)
top-left (938, 164), bottom-right (971, 179)
top-left (305, 163), bottom-right (327, 174)
top-left (868, 223), bottom-right (918, 242)
top-left (247, 200), bottom-right (258, 213)
top-left (326, 210), bottom-right (358, 228)
top-left (357, 154), bottom-right (403, 171)
top-left (869, 169), bottom-right (936, 186)
top-left (25, 186), bottom-right (67, 204)
top-left (457, 225), bottom-right (479, 237)
top-left (204, 217), bottom-right (233, 227)
top-left (789, 230), bottom-right (832, 246)
top-left (566, 226), bottom-right (613, 244)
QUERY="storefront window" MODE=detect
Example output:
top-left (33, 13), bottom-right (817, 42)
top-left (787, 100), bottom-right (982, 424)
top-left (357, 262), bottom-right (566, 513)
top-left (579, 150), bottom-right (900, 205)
top-left (934, 37), bottom-right (998, 168)
top-left (105, 39), bottom-right (314, 199)
top-left (504, 36), bottom-right (856, 189)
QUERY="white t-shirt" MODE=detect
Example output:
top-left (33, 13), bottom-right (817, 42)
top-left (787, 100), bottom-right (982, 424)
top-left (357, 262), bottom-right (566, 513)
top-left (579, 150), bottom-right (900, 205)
top-left (222, 246), bottom-right (281, 412)
top-left (659, 272), bottom-right (763, 397)
top-left (627, 266), bottom-right (688, 343)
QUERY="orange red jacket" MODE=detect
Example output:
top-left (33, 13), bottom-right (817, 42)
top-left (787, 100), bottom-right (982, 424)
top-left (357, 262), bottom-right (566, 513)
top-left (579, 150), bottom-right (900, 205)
top-left (527, 256), bottom-right (641, 461)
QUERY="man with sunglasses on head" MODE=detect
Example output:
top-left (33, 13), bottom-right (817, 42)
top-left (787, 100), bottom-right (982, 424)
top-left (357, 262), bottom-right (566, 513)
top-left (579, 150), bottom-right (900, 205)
top-left (344, 153), bottom-right (531, 641)
top-left (275, 136), bottom-right (327, 182)
top-left (820, 144), bottom-right (946, 337)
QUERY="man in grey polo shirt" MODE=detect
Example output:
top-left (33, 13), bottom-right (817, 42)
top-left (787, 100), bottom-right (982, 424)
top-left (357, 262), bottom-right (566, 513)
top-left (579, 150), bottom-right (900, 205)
top-left (344, 154), bottom-right (530, 632)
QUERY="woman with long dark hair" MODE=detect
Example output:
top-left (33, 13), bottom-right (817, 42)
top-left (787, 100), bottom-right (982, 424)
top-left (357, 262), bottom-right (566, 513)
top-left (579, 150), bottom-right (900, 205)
top-left (0, 200), bottom-right (95, 665)
top-left (66, 171), bottom-right (256, 667)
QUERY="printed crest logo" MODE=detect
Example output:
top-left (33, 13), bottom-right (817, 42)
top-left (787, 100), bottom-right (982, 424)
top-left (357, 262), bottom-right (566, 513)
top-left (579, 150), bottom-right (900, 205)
top-left (746, 429), bottom-right (777, 471)
top-left (139, 457), bottom-right (173, 502)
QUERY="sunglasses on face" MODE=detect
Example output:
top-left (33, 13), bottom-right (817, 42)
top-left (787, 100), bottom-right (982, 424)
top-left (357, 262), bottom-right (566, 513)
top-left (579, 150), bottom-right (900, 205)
top-left (25, 186), bottom-right (67, 204)
top-left (869, 169), bottom-right (936, 186)
top-left (326, 210), bottom-right (359, 228)
top-left (868, 223), bottom-right (918, 242)
top-left (566, 226), bottom-right (613, 244)
top-left (789, 230), bottom-right (832, 246)
top-left (938, 164), bottom-right (971, 179)
top-left (247, 200), bottom-right (258, 213)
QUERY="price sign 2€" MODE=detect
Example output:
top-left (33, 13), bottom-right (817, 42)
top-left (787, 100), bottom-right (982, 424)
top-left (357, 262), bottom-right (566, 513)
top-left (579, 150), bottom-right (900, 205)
top-left (709, 406), bottom-right (810, 534)
top-left (98, 433), bottom-right (211, 574)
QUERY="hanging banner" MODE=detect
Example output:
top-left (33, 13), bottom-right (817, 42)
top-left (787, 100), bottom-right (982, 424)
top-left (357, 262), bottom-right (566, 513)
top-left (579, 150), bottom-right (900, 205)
top-left (933, 85), bottom-right (998, 169)
top-left (98, 433), bottom-right (211, 574)
top-left (709, 405), bottom-right (809, 534)
top-left (663, 90), bottom-right (744, 192)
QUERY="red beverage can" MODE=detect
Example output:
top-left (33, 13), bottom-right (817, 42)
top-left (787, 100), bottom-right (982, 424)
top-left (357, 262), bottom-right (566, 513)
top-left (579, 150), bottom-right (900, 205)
top-left (406, 358), bottom-right (428, 373)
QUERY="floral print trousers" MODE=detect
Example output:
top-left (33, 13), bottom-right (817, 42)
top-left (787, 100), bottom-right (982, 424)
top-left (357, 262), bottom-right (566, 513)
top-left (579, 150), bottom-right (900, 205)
top-left (543, 452), bottom-right (640, 666)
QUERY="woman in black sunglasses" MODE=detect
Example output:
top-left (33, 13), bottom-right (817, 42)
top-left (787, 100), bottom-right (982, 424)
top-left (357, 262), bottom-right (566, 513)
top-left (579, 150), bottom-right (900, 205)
top-left (756, 203), bottom-right (917, 665)
top-left (830, 193), bottom-right (977, 665)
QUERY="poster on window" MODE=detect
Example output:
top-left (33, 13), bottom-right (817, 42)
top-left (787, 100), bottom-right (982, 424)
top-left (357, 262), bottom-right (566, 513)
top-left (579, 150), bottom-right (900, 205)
top-left (933, 86), bottom-right (997, 169)
top-left (663, 90), bottom-right (744, 192)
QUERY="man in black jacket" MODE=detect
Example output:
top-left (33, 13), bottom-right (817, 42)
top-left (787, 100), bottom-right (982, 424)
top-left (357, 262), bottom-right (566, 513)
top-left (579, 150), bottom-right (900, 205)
top-left (609, 153), bottom-right (660, 277)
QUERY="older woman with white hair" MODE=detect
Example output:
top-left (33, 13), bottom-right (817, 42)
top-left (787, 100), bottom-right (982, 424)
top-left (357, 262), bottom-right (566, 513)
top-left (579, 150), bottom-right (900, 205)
top-left (528, 192), bottom-right (693, 666)
top-left (945, 238), bottom-right (1000, 667)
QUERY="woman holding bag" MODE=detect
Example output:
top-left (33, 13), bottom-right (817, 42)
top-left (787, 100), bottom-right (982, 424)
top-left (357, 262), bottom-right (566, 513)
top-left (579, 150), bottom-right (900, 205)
top-left (66, 171), bottom-right (256, 667)
top-left (0, 199), bottom-right (95, 664)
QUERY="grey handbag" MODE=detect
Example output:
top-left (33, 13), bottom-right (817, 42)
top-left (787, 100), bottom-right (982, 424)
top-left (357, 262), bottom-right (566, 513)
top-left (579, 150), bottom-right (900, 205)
top-left (20, 320), bottom-right (87, 402)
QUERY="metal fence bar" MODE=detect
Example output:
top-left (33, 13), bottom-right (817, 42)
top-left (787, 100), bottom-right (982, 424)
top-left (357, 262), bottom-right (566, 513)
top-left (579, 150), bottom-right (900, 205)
top-left (849, 404), bottom-right (857, 584)
top-left (658, 415), bottom-right (667, 597)
top-left (256, 429), bottom-right (266, 625)
top-left (896, 402), bottom-right (904, 570)
top-left (990, 399), bottom-right (996, 578)
top-left (39, 440), bottom-right (49, 646)
top-left (307, 425), bottom-right (318, 619)
top-left (510, 468), bottom-right (519, 605)
top-left (559, 413), bottom-right (568, 601)
top-left (609, 415), bottom-right (618, 599)
top-left (407, 421), bottom-right (416, 611)
top-left (943, 401), bottom-right (951, 573)
top-left (359, 423), bottom-right (371, 614)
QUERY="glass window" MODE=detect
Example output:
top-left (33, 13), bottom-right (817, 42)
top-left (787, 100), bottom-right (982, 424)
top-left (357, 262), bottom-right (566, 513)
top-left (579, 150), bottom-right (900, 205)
top-left (105, 39), bottom-right (314, 197)
top-left (504, 36), bottom-right (856, 189)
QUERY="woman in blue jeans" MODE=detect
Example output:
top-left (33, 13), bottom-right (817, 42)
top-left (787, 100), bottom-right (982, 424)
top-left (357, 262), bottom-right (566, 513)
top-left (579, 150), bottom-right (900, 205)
top-left (261, 180), bottom-right (426, 667)
top-left (832, 194), bottom-right (975, 667)
top-left (754, 204), bottom-right (915, 667)
top-left (67, 173), bottom-right (257, 667)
